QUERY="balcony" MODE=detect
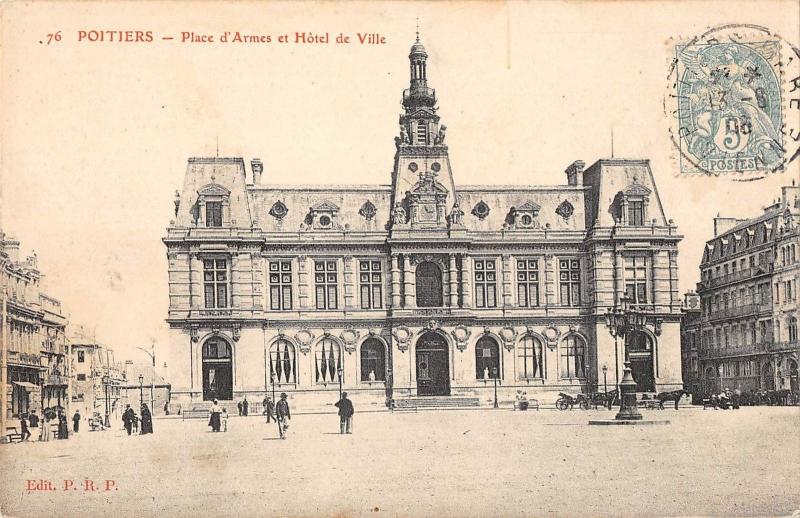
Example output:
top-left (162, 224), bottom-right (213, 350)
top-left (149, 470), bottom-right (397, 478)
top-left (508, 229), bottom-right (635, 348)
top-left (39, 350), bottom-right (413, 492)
top-left (706, 303), bottom-right (772, 322)
top-left (702, 342), bottom-right (773, 358)
top-left (402, 87), bottom-right (436, 106)
top-left (700, 264), bottom-right (774, 290)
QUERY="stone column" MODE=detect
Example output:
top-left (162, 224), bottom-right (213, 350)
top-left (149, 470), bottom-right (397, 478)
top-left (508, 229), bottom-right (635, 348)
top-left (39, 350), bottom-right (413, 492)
top-left (652, 250), bottom-right (670, 310)
top-left (448, 254), bottom-right (459, 307)
top-left (391, 254), bottom-right (402, 308)
top-left (343, 256), bottom-right (356, 309)
top-left (501, 254), bottom-right (513, 307)
top-left (614, 251), bottom-right (624, 306)
top-left (403, 255), bottom-right (416, 308)
top-left (461, 254), bottom-right (472, 308)
top-left (297, 255), bottom-right (310, 308)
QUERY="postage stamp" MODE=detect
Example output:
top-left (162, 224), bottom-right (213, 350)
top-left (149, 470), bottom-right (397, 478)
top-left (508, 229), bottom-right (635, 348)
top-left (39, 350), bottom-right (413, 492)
top-left (667, 24), bottom-right (800, 176)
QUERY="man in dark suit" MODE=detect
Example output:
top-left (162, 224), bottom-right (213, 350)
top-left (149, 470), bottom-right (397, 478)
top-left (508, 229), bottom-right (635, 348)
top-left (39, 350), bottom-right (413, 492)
top-left (275, 393), bottom-right (290, 439)
top-left (122, 405), bottom-right (135, 436)
top-left (335, 392), bottom-right (354, 434)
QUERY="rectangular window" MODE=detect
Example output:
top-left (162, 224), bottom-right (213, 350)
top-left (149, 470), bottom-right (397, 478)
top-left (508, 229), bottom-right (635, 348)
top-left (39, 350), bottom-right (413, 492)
top-left (359, 260), bottom-right (383, 309)
top-left (203, 259), bottom-right (228, 309)
top-left (205, 201), bottom-right (222, 227)
top-left (77, 351), bottom-right (85, 363)
top-left (269, 261), bottom-right (293, 310)
top-left (516, 259), bottom-right (540, 308)
top-left (76, 374), bottom-right (86, 381)
top-left (628, 200), bottom-right (644, 225)
top-left (474, 259), bottom-right (497, 308)
top-left (624, 256), bottom-right (649, 304)
top-left (416, 123), bottom-right (427, 144)
top-left (314, 260), bottom-right (338, 310)
top-left (559, 259), bottom-right (581, 306)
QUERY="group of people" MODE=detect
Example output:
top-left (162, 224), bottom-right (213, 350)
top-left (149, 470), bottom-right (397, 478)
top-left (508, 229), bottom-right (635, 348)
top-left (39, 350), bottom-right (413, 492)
top-left (16, 409), bottom-right (79, 442)
top-left (707, 388), bottom-right (742, 410)
top-left (206, 392), bottom-right (355, 439)
top-left (122, 404), bottom-right (153, 436)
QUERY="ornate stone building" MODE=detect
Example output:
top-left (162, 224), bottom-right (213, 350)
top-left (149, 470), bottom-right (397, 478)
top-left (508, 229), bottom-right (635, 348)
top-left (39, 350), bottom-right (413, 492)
top-left (163, 37), bottom-right (684, 410)
top-left (695, 184), bottom-right (799, 396)
top-left (1, 228), bottom-right (68, 428)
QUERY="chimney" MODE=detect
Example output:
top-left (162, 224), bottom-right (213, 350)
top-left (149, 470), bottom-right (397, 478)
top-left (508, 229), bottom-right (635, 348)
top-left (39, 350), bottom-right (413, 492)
top-left (3, 236), bottom-right (20, 261)
top-left (251, 158), bottom-right (264, 185)
top-left (713, 216), bottom-right (741, 237)
top-left (565, 160), bottom-right (585, 186)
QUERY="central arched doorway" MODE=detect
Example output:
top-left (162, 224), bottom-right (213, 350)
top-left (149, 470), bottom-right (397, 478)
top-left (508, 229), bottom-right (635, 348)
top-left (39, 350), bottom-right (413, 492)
top-left (202, 337), bottom-right (233, 401)
top-left (416, 332), bottom-right (450, 396)
top-left (627, 331), bottom-right (655, 392)
top-left (761, 362), bottom-right (775, 391)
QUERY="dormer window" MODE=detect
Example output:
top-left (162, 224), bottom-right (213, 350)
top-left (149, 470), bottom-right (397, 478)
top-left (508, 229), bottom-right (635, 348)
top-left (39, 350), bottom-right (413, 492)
top-left (196, 183), bottom-right (231, 227)
top-left (505, 201), bottom-right (541, 229)
top-left (206, 202), bottom-right (222, 227)
top-left (616, 180), bottom-right (651, 226)
top-left (307, 201), bottom-right (340, 230)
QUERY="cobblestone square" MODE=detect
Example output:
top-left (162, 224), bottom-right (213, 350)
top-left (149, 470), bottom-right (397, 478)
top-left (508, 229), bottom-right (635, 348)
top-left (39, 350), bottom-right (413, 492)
top-left (1, 406), bottom-right (798, 517)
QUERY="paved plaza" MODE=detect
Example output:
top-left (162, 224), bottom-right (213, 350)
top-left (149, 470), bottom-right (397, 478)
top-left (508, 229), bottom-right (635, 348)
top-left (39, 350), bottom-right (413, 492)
top-left (1, 406), bottom-right (798, 517)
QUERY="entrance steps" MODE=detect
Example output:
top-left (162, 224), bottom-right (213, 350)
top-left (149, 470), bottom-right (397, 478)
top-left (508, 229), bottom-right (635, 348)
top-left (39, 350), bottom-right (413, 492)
top-left (392, 397), bottom-right (480, 411)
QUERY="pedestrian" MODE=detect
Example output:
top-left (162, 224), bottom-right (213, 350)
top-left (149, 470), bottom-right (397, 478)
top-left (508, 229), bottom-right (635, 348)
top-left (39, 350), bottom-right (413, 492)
top-left (334, 392), bottom-right (354, 434)
top-left (122, 405), bottom-right (135, 436)
top-left (221, 408), bottom-right (228, 432)
top-left (733, 387), bottom-right (742, 410)
top-left (265, 397), bottom-right (275, 423)
top-left (40, 412), bottom-right (51, 442)
top-left (72, 410), bottom-right (81, 433)
top-left (261, 395), bottom-right (269, 416)
top-left (164, 401), bottom-right (170, 416)
top-left (242, 397), bottom-right (249, 416)
top-left (20, 413), bottom-right (32, 441)
top-left (29, 410), bottom-right (40, 430)
top-left (275, 393), bottom-right (291, 439)
top-left (237, 400), bottom-right (243, 416)
top-left (209, 399), bottom-right (222, 432)
top-left (57, 411), bottom-right (69, 439)
top-left (140, 404), bottom-right (153, 435)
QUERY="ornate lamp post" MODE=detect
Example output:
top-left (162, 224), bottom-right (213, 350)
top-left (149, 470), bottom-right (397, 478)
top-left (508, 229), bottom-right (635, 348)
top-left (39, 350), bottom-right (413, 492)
top-left (102, 374), bottom-right (110, 428)
top-left (602, 364), bottom-right (608, 395)
top-left (337, 367), bottom-right (344, 400)
top-left (492, 367), bottom-right (499, 409)
top-left (138, 374), bottom-right (144, 410)
top-left (604, 296), bottom-right (650, 421)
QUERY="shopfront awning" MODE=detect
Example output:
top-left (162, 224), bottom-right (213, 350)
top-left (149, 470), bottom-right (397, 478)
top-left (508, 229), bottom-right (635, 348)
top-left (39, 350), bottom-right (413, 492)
top-left (12, 381), bottom-right (39, 391)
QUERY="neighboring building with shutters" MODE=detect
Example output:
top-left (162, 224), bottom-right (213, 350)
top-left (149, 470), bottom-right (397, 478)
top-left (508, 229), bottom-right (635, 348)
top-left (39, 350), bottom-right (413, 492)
top-left (163, 36), bottom-right (684, 410)
top-left (695, 184), bottom-right (800, 398)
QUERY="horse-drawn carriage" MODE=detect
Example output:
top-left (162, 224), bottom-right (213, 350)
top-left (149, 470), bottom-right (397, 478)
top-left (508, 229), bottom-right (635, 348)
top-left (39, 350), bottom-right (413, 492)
top-left (555, 390), bottom-right (618, 410)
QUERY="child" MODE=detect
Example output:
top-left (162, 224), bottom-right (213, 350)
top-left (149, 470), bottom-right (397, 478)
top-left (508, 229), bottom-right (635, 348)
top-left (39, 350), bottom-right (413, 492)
top-left (221, 408), bottom-right (228, 432)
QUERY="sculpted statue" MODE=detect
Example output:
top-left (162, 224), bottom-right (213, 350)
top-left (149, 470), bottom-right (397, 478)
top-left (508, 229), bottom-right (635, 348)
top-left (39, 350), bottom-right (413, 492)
top-left (392, 203), bottom-right (407, 224)
top-left (435, 124), bottom-right (447, 145)
top-left (400, 125), bottom-right (409, 144)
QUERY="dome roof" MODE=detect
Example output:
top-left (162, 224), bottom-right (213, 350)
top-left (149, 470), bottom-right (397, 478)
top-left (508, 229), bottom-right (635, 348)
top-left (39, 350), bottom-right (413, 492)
top-left (409, 38), bottom-right (427, 58)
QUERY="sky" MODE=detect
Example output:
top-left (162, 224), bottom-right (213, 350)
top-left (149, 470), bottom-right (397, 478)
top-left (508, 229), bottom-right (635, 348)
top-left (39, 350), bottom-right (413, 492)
top-left (1, 1), bottom-right (797, 364)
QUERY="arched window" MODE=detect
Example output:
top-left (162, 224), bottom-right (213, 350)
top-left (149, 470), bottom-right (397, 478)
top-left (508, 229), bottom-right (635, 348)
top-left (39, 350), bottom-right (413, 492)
top-left (788, 317), bottom-right (798, 343)
top-left (475, 336), bottom-right (500, 379)
top-left (360, 339), bottom-right (386, 382)
top-left (315, 338), bottom-right (342, 384)
top-left (416, 261), bottom-right (443, 307)
top-left (270, 339), bottom-right (296, 383)
top-left (518, 335), bottom-right (544, 379)
top-left (559, 334), bottom-right (586, 379)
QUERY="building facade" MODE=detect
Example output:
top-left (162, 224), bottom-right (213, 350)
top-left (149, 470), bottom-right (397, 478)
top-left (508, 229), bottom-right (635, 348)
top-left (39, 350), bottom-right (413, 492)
top-left (69, 329), bottom-right (124, 421)
top-left (163, 37), bottom-right (684, 410)
top-left (1, 229), bottom-right (68, 430)
top-left (680, 290), bottom-right (702, 402)
top-left (695, 184), bottom-right (800, 397)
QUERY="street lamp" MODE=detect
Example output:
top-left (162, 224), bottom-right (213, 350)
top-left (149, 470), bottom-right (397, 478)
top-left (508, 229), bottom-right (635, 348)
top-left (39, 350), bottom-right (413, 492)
top-left (136, 344), bottom-right (156, 413)
top-left (101, 375), bottom-right (110, 428)
top-left (337, 367), bottom-right (344, 400)
top-left (604, 295), bottom-right (648, 421)
top-left (602, 364), bottom-right (608, 396)
top-left (138, 374), bottom-right (144, 410)
top-left (492, 367), bottom-right (498, 409)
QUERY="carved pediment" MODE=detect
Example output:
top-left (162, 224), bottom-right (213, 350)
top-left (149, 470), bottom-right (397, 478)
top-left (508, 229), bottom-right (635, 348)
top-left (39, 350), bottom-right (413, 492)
top-left (516, 201), bottom-right (541, 214)
top-left (310, 200), bottom-right (340, 213)
top-left (198, 183), bottom-right (231, 197)
top-left (623, 182), bottom-right (651, 197)
top-left (410, 172), bottom-right (448, 195)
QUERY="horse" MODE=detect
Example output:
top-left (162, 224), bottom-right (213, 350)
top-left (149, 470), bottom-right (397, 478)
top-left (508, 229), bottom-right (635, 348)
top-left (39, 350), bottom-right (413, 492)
top-left (657, 389), bottom-right (689, 410)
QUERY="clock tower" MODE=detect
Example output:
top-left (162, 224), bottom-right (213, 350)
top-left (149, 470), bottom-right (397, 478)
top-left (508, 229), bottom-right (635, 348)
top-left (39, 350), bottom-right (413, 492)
top-left (390, 33), bottom-right (461, 231)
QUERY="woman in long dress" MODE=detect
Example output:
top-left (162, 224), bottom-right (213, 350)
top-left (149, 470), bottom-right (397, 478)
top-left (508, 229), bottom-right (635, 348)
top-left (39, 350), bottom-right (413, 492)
top-left (208, 399), bottom-right (222, 432)
top-left (140, 404), bottom-right (153, 435)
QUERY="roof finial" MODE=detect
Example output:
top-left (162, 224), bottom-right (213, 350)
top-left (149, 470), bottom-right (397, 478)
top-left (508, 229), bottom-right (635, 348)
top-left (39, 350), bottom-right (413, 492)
top-left (610, 127), bottom-right (615, 158)
top-left (416, 17), bottom-right (420, 42)
top-left (216, 135), bottom-right (219, 158)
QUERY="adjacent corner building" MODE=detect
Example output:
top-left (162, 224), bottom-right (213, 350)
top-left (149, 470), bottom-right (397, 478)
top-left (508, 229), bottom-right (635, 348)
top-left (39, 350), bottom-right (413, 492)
top-left (163, 37), bottom-right (684, 409)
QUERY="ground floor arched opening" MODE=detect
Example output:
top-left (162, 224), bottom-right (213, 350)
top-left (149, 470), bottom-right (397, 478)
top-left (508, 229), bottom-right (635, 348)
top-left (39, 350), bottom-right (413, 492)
top-left (416, 332), bottom-right (450, 396)
top-left (627, 331), bottom-right (655, 392)
top-left (202, 337), bottom-right (233, 401)
top-left (760, 362), bottom-right (775, 391)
